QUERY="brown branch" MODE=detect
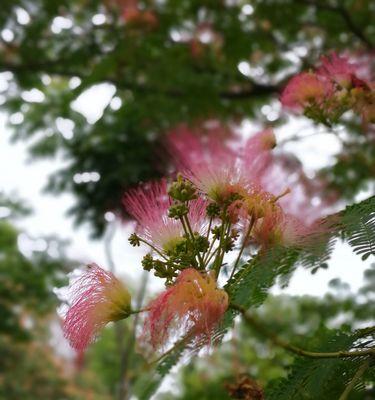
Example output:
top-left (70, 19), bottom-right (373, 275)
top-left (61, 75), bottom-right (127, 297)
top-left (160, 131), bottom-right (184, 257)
top-left (338, 359), bottom-right (370, 400)
top-left (0, 60), bottom-right (279, 100)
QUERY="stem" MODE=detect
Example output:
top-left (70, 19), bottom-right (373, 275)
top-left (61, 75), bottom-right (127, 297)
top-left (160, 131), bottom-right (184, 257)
top-left (149, 331), bottom-right (193, 365)
top-left (338, 359), bottom-right (370, 400)
top-left (229, 216), bottom-right (255, 280)
top-left (213, 220), bottom-right (229, 276)
top-left (129, 308), bottom-right (148, 315)
top-left (138, 238), bottom-right (168, 261)
top-left (206, 217), bottom-right (213, 241)
top-left (205, 247), bottom-right (220, 265)
top-left (231, 303), bottom-right (375, 359)
top-left (183, 213), bottom-right (205, 268)
top-left (118, 271), bottom-right (149, 400)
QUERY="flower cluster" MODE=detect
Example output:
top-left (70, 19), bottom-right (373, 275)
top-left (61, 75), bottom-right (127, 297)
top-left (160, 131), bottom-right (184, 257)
top-left (281, 52), bottom-right (374, 126)
top-left (62, 128), bottom-right (325, 355)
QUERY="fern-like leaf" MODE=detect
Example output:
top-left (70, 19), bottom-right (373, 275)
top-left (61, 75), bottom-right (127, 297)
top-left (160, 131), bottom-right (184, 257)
top-left (266, 327), bottom-right (374, 400)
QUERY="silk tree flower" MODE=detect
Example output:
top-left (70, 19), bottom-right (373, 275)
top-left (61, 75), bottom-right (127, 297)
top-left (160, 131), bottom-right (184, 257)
top-left (253, 208), bottom-right (319, 249)
top-left (167, 129), bottom-right (274, 202)
top-left (123, 179), bottom-right (207, 252)
top-left (142, 268), bottom-right (228, 351)
top-left (63, 264), bottom-right (131, 353)
top-left (243, 129), bottom-right (276, 187)
top-left (280, 72), bottom-right (331, 111)
top-left (317, 52), bottom-right (366, 89)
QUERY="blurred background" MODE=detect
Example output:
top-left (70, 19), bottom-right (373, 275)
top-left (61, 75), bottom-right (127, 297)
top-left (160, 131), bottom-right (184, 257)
top-left (0, 1), bottom-right (374, 399)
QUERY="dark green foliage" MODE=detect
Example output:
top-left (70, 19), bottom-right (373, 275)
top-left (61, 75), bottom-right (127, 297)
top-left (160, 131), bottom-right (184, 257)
top-left (0, 217), bottom-right (71, 340)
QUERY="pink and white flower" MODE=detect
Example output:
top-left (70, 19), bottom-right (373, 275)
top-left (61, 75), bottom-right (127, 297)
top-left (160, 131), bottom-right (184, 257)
top-left (142, 268), bottom-right (228, 350)
top-left (167, 129), bottom-right (275, 202)
top-left (63, 264), bottom-right (131, 353)
top-left (123, 179), bottom-right (207, 252)
top-left (280, 72), bottom-right (330, 111)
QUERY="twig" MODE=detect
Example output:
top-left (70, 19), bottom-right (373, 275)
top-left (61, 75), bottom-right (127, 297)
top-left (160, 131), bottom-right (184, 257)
top-left (295, 0), bottom-right (373, 49)
top-left (230, 303), bottom-right (375, 359)
top-left (229, 216), bottom-right (255, 280)
top-left (118, 270), bottom-right (149, 400)
top-left (338, 359), bottom-right (370, 400)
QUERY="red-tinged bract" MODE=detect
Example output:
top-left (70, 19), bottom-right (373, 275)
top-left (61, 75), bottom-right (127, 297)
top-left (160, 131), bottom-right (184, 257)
top-left (142, 268), bottom-right (228, 351)
top-left (63, 264), bottom-right (131, 353)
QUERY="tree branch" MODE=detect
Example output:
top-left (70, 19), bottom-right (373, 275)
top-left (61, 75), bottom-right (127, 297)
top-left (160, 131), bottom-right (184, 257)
top-left (0, 60), bottom-right (279, 100)
top-left (230, 303), bottom-right (375, 359)
top-left (295, 0), bottom-right (373, 49)
top-left (338, 359), bottom-right (370, 400)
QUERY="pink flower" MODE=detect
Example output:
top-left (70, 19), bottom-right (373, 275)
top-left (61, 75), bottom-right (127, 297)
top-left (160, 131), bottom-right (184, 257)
top-left (167, 129), bottom-right (274, 202)
top-left (317, 52), bottom-right (362, 89)
top-left (142, 268), bottom-right (228, 351)
top-left (280, 72), bottom-right (330, 110)
top-left (63, 264), bottom-right (131, 353)
top-left (123, 179), bottom-right (207, 252)
top-left (243, 129), bottom-right (276, 187)
top-left (253, 208), bottom-right (322, 249)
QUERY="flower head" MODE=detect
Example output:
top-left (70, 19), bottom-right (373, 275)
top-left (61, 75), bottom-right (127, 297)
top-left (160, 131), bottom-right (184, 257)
top-left (253, 209), bottom-right (317, 249)
top-left (63, 264), bottom-right (131, 353)
top-left (123, 179), bottom-right (207, 252)
top-left (142, 268), bottom-right (228, 350)
top-left (167, 129), bottom-right (274, 202)
top-left (317, 52), bottom-right (361, 89)
top-left (280, 72), bottom-right (330, 110)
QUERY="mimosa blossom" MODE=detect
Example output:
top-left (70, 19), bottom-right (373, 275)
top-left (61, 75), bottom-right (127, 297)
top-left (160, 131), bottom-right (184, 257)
top-left (167, 129), bottom-right (275, 202)
top-left (142, 268), bottom-right (228, 350)
top-left (281, 51), bottom-right (374, 125)
top-left (253, 209), bottom-right (319, 249)
top-left (280, 72), bottom-right (330, 111)
top-left (317, 53), bottom-right (365, 89)
top-left (63, 264), bottom-right (131, 353)
top-left (123, 179), bottom-right (207, 252)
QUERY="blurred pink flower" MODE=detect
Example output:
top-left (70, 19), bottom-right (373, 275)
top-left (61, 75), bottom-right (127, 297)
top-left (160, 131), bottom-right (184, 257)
top-left (63, 264), bottom-right (131, 353)
top-left (142, 268), bottom-right (228, 350)
top-left (317, 52), bottom-right (365, 89)
top-left (253, 207), bottom-right (325, 250)
top-left (123, 179), bottom-right (207, 251)
top-left (167, 129), bottom-right (275, 202)
top-left (280, 72), bottom-right (330, 110)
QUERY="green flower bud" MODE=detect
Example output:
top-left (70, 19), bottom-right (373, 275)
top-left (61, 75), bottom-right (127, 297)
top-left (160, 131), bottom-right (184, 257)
top-left (129, 233), bottom-right (141, 247)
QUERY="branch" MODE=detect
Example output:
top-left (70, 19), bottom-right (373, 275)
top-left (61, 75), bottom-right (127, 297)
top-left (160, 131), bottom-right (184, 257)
top-left (230, 303), bottom-right (375, 359)
top-left (118, 270), bottom-right (149, 400)
top-left (338, 359), bottom-right (370, 400)
top-left (295, 0), bottom-right (373, 49)
top-left (0, 60), bottom-right (279, 100)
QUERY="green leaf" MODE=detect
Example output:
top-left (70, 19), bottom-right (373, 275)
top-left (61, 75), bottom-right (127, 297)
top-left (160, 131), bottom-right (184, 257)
top-left (266, 327), bottom-right (374, 400)
top-left (339, 196), bottom-right (375, 260)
